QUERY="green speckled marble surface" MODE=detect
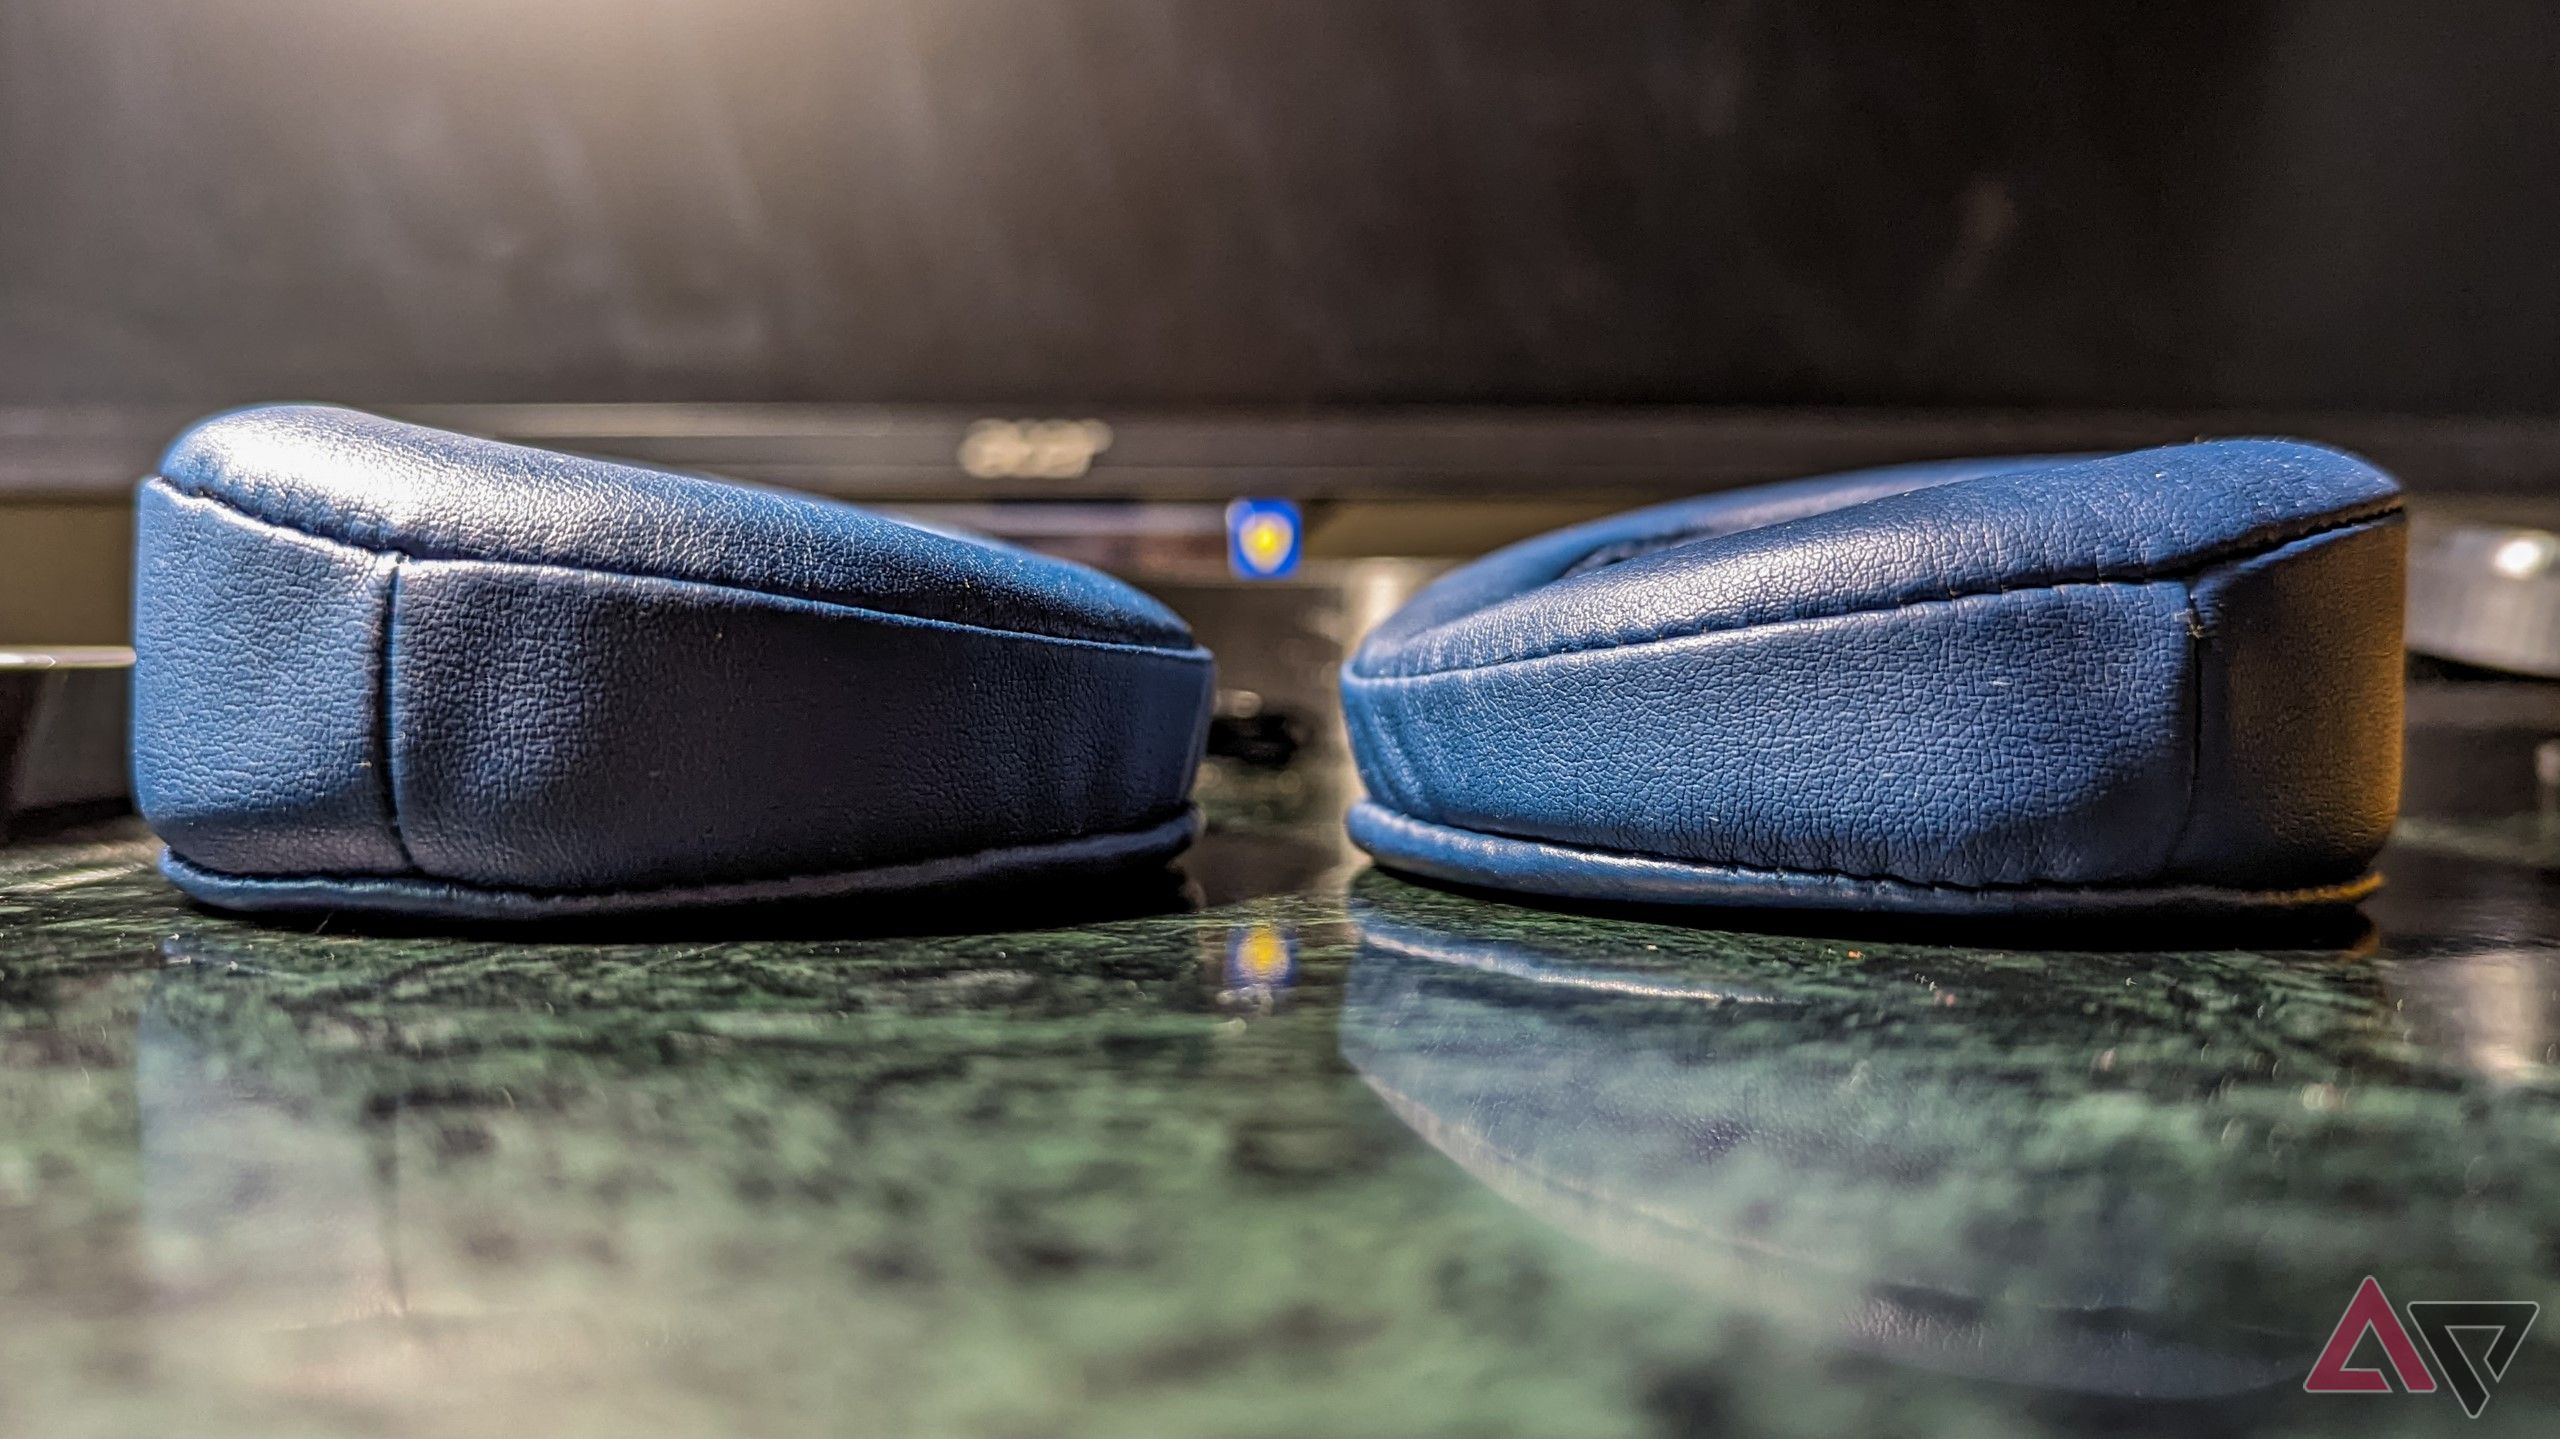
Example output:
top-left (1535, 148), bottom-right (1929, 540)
top-left (8, 722), bottom-right (2560, 1438)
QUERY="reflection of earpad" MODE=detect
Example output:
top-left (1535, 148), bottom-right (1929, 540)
top-left (1335, 887), bottom-right (2320, 1396)
top-left (1343, 442), bottom-right (2405, 914)
top-left (134, 406), bottom-right (1213, 919)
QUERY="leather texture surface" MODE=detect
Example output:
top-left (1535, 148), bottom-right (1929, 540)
top-left (1342, 441), bottom-right (2407, 914)
top-left (133, 405), bottom-right (1214, 918)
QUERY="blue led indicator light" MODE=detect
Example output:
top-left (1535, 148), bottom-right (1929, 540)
top-left (1226, 498), bottom-right (1303, 579)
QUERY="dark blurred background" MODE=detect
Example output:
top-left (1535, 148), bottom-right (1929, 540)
top-left (6, 0), bottom-right (2559, 410)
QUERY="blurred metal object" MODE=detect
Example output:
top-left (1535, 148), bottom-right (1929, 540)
top-left (1164, 559), bottom-right (1443, 901)
top-left (0, 646), bottom-right (132, 840)
top-left (2394, 676), bottom-right (2560, 870)
top-left (2408, 509), bottom-right (2560, 676)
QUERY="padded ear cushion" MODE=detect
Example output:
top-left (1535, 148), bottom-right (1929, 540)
top-left (133, 405), bottom-right (1213, 918)
top-left (1342, 441), bottom-right (2406, 915)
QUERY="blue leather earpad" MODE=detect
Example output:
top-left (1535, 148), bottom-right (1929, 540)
top-left (1342, 441), bottom-right (2406, 915)
top-left (133, 405), bottom-right (1214, 919)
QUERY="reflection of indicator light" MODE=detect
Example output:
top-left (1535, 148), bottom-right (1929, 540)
top-left (1226, 498), bottom-right (1302, 579)
top-left (1223, 921), bottom-right (1300, 993)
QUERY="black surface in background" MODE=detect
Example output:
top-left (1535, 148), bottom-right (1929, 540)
top-left (4, 1), bottom-right (2559, 412)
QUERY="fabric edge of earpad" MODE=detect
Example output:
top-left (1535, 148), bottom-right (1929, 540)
top-left (1344, 801), bottom-right (2380, 916)
top-left (159, 808), bottom-right (1200, 921)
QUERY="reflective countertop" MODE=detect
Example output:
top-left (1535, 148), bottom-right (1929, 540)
top-left (5, 690), bottom-right (2560, 1438)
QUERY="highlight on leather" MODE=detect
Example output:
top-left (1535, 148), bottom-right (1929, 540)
top-left (131, 405), bottom-right (1215, 919)
top-left (1341, 441), bottom-right (2407, 915)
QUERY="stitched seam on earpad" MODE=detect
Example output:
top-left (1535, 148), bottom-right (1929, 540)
top-left (374, 552), bottom-right (421, 875)
top-left (154, 480), bottom-right (1210, 661)
top-left (156, 482), bottom-right (1211, 667)
top-left (161, 806), bottom-right (1200, 904)
top-left (2154, 579), bottom-right (2210, 879)
top-left (1357, 505), bottom-right (2401, 680)
top-left (1354, 803), bottom-right (2375, 898)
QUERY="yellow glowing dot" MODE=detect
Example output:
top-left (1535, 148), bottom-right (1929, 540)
top-left (1240, 515), bottom-right (1293, 571)
top-left (1234, 925), bottom-right (1291, 982)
